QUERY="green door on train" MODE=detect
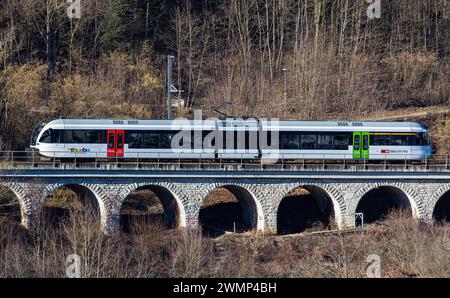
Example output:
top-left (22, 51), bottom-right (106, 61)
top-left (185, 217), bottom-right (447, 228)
top-left (352, 132), bottom-right (370, 159)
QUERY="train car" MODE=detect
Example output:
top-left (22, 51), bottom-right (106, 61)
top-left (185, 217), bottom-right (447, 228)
top-left (30, 118), bottom-right (432, 161)
top-left (30, 119), bottom-right (221, 159)
top-left (261, 120), bottom-right (432, 160)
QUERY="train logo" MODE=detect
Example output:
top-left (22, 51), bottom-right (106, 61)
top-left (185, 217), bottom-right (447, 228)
top-left (68, 148), bottom-right (91, 153)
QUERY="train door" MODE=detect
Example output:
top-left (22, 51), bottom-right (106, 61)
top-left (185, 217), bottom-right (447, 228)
top-left (107, 130), bottom-right (125, 158)
top-left (353, 132), bottom-right (370, 160)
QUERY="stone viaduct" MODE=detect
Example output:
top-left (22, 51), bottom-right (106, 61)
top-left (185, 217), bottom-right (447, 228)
top-left (1, 167), bottom-right (450, 234)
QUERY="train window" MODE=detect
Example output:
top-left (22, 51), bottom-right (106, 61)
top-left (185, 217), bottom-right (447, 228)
top-left (143, 133), bottom-right (159, 148)
top-left (392, 135), bottom-right (407, 146)
top-left (317, 134), bottom-right (333, 150)
top-left (108, 133), bottom-right (115, 148)
top-left (62, 130), bottom-right (71, 143)
top-left (371, 134), bottom-right (409, 146)
top-left (31, 123), bottom-right (45, 146)
top-left (128, 133), bottom-right (143, 148)
top-left (363, 135), bottom-right (369, 150)
top-left (61, 130), bottom-right (105, 144)
top-left (281, 133), bottom-right (300, 150)
top-left (422, 133), bottom-right (430, 146)
top-left (408, 134), bottom-right (422, 146)
top-left (85, 131), bottom-right (103, 143)
top-left (300, 134), bottom-right (316, 149)
top-left (333, 135), bottom-right (349, 150)
top-left (161, 132), bottom-right (176, 149)
top-left (62, 130), bottom-right (79, 143)
top-left (371, 135), bottom-right (388, 146)
top-left (39, 129), bottom-right (52, 143)
top-left (354, 135), bottom-right (360, 150)
top-left (52, 130), bottom-right (61, 143)
top-left (117, 133), bottom-right (124, 149)
top-left (72, 130), bottom-right (85, 143)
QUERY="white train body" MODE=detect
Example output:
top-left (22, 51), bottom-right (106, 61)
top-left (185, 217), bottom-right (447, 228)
top-left (30, 119), bottom-right (432, 161)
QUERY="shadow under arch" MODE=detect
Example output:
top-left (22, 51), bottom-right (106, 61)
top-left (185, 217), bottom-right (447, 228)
top-left (43, 184), bottom-right (101, 227)
top-left (120, 185), bottom-right (182, 233)
top-left (199, 185), bottom-right (262, 236)
top-left (0, 184), bottom-right (22, 224)
top-left (277, 185), bottom-right (336, 235)
top-left (433, 190), bottom-right (450, 223)
top-left (356, 186), bottom-right (412, 225)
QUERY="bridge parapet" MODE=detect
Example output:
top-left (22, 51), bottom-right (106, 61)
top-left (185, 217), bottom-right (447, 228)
top-left (1, 151), bottom-right (450, 173)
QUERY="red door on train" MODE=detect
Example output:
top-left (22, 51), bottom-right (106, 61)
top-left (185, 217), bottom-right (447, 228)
top-left (116, 130), bottom-right (125, 157)
top-left (107, 130), bottom-right (125, 158)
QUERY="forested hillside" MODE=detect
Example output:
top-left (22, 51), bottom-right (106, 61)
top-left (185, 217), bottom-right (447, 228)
top-left (0, 0), bottom-right (449, 149)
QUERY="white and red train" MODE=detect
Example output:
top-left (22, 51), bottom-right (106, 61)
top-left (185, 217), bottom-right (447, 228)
top-left (30, 119), bottom-right (432, 160)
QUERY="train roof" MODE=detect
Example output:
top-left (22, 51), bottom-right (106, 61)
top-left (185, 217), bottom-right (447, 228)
top-left (46, 119), bottom-right (217, 130)
top-left (44, 119), bottom-right (428, 132)
top-left (263, 120), bottom-right (428, 132)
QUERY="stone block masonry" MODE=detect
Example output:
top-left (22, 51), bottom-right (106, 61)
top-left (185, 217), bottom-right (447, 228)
top-left (1, 170), bottom-right (449, 234)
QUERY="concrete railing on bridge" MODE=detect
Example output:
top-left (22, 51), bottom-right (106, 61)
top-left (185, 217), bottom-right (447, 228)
top-left (0, 151), bottom-right (449, 172)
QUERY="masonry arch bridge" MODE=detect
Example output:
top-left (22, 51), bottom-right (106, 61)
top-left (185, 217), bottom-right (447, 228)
top-left (0, 171), bottom-right (446, 235)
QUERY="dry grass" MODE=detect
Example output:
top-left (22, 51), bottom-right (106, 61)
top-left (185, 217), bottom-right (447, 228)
top-left (0, 210), bottom-right (449, 278)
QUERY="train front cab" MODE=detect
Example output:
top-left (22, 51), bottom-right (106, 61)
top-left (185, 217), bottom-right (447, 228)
top-left (30, 122), bottom-right (66, 158)
top-left (356, 131), bottom-right (432, 161)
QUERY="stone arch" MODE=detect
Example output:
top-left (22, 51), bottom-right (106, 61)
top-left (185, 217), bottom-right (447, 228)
top-left (43, 183), bottom-right (106, 228)
top-left (275, 183), bottom-right (347, 229)
top-left (430, 184), bottom-right (450, 222)
top-left (275, 183), bottom-right (346, 233)
top-left (199, 183), bottom-right (265, 232)
top-left (0, 182), bottom-right (34, 228)
top-left (118, 182), bottom-right (187, 230)
top-left (350, 183), bottom-right (423, 223)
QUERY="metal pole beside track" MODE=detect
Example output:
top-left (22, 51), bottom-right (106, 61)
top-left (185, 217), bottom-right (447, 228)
top-left (167, 55), bottom-right (175, 120)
